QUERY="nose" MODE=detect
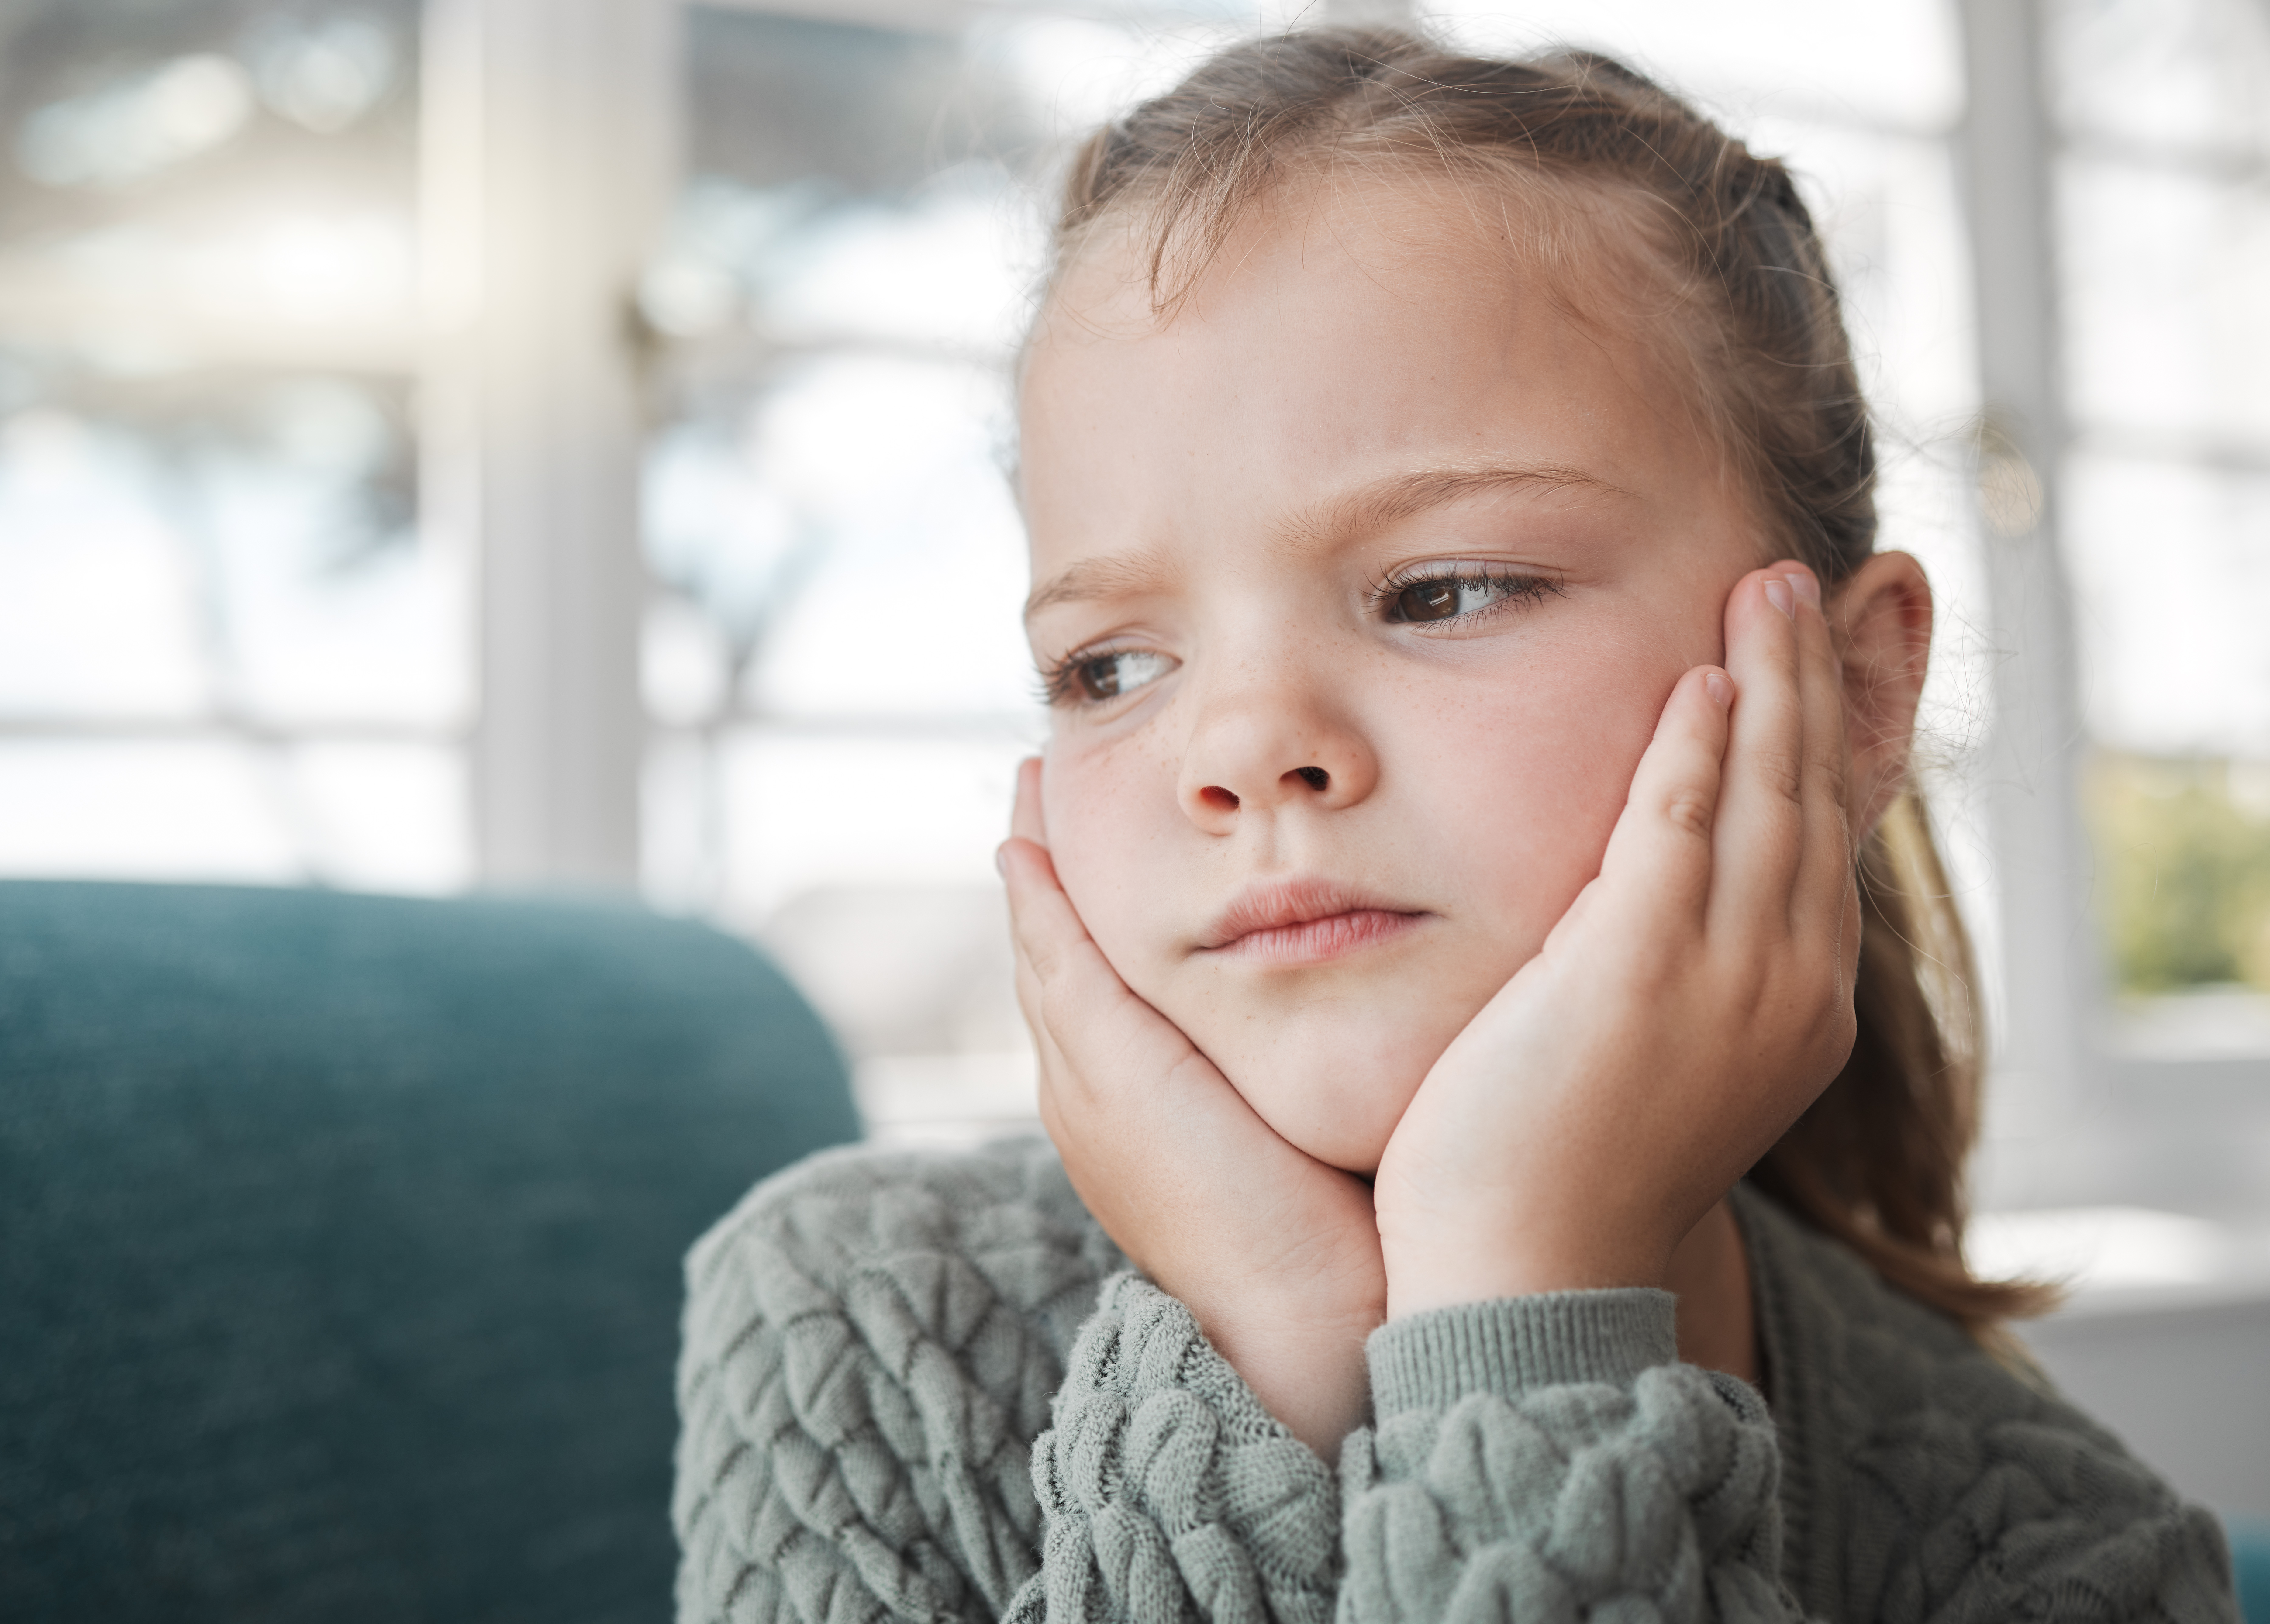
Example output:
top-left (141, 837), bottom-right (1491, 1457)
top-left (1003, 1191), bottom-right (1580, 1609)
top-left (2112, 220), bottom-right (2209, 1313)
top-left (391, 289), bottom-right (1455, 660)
top-left (1176, 663), bottom-right (1378, 834)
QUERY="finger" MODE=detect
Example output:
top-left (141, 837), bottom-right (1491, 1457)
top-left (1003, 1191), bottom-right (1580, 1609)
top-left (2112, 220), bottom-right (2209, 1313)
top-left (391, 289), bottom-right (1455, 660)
top-left (1785, 567), bottom-right (1859, 954)
top-left (999, 834), bottom-right (1212, 1104)
top-left (1586, 663), bottom-right (1735, 939)
top-left (1003, 758), bottom-right (1054, 1041)
top-left (1000, 834), bottom-right (1136, 1119)
top-left (1010, 755), bottom-right (1047, 846)
top-left (1012, 943), bottom-right (1071, 1102)
top-left (999, 832), bottom-right (1101, 1009)
top-left (1538, 874), bottom-right (1603, 959)
top-left (1003, 757), bottom-right (1063, 1049)
top-left (1004, 880), bottom-right (1071, 1072)
top-left (1709, 564), bottom-right (1808, 936)
top-left (1000, 834), bottom-right (1289, 1255)
top-left (1001, 836), bottom-right (1065, 1097)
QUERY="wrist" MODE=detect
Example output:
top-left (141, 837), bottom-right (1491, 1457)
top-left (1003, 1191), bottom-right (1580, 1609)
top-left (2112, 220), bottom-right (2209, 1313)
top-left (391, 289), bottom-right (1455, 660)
top-left (1205, 1298), bottom-right (1378, 1459)
top-left (1183, 1273), bottom-right (1386, 1353)
top-left (1381, 1212), bottom-right (1670, 1322)
top-left (1174, 1279), bottom-right (1382, 1460)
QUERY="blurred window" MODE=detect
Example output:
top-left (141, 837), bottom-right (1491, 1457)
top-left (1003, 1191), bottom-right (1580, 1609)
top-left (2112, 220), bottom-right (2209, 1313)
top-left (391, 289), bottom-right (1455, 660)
top-left (0, 0), bottom-right (463, 890)
top-left (3, 0), bottom-right (2265, 1146)
top-left (2047, 0), bottom-right (2270, 1026)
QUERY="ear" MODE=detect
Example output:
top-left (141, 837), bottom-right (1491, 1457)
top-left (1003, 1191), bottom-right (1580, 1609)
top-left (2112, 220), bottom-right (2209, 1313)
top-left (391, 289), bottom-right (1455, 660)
top-left (1828, 550), bottom-right (1933, 841)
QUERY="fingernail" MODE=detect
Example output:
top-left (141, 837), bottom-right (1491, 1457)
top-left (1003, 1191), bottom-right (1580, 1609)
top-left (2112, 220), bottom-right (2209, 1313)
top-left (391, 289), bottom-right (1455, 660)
top-left (1787, 570), bottom-right (1821, 609)
top-left (995, 841), bottom-right (1010, 878)
top-left (1705, 670), bottom-right (1733, 709)
top-left (1764, 577), bottom-right (1794, 617)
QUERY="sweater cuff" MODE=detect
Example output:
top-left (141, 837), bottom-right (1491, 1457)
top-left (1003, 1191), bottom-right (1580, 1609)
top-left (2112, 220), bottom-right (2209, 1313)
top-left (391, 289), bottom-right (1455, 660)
top-left (1367, 1288), bottom-right (1678, 1416)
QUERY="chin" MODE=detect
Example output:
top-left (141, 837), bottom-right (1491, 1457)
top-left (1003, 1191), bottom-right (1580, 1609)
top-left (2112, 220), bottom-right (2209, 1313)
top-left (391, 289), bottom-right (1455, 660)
top-left (1195, 1013), bottom-right (1445, 1176)
top-left (1120, 930), bottom-right (1526, 1176)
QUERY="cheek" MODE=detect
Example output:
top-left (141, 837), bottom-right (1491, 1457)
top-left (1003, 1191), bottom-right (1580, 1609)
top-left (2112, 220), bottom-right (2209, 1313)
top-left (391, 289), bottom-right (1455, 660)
top-left (1405, 634), bottom-right (1679, 928)
top-left (1040, 736), bottom-right (1178, 977)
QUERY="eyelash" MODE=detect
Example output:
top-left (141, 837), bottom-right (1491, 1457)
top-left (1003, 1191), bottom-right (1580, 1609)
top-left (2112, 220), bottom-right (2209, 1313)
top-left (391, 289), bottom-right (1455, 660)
top-left (1369, 562), bottom-right (1565, 626)
top-left (1040, 564), bottom-right (1562, 709)
top-left (1038, 643), bottom-right (1165, 709)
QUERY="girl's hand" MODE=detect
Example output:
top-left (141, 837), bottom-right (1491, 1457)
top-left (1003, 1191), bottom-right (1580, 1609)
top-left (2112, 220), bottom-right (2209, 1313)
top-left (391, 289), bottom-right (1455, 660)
top-left (1374, 563), bottom-right (1862, 1319)
top-left (999, 758), bottom-right (1386, 1454)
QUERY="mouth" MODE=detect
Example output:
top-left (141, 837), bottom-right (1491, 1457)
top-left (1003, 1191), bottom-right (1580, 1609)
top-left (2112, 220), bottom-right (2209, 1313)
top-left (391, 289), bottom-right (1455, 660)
top-left (1199, 878), bottom-right (1430, 967)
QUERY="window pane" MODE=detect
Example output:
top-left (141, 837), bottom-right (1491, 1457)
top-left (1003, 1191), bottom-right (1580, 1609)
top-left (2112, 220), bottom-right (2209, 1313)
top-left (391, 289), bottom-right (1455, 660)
top-left (0, 1), bottom-right (464, 891)
top-left (291, 740), bottom-right (470, 892)
top-left (2049, 6), bottom-right (2270, 1006)
top-left (2090, 753), bottom-right (2270, 998)
top-left (1419, 0), bottom-right (1964, 129)
top-left (0, 739), bottom-right (299, 880)
top-left (0, 736), bottom-right (464, 887)
top-left (0, 371), bottom-right (459, 727)
top-left (644, 9), bottom-right (1049, 766)
top-left (2067, 455), bottom-right (2270, 1002)
top-left (2047, 0), bottom-right (2270, 162)
top-left (710, 729), bottom-right (1034, 1134)
top-left (0, 403), bottom-right (211, 717)
top-left (2061, 160), bottom-right (2270, 448)
top-left (0, 1), bottom-right (419, 340)
top-left (2065, 455), bottom-right (2270, 757)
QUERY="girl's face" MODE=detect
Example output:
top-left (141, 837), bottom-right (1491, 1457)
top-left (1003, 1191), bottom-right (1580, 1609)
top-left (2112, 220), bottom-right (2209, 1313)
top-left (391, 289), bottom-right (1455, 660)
top-left (1019, 178), bottom-right (1767, 1174)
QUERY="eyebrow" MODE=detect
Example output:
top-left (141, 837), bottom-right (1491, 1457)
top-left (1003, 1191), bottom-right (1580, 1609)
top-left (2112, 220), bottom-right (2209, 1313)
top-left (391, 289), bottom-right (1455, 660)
top-left (1024, 546), bottom-right (1176, 619)
top-left (1023, 463), bottom-right (1627, 621)
top-left (1298, 463), bottom-right (1629, 548)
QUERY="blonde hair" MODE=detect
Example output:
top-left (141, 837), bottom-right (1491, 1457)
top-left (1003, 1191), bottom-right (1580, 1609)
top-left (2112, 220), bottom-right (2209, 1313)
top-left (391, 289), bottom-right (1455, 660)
top-left (1043, 26), bottom-right (2052, 1330)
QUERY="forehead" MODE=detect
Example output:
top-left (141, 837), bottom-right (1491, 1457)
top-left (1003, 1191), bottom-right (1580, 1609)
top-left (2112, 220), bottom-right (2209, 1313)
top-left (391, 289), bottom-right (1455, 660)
top-left (1017, 171), bottom-right (1712, 574)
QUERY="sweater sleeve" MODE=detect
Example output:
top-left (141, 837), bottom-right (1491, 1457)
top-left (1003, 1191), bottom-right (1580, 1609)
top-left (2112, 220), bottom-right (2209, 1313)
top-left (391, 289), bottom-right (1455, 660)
top-left (673, 1143), bottom-right (1127, 1624)
top-left (1011, 1277), bottom-right (1803, 1624)
top-left (1007, 1274), bottom-right (1342, 1624)
top-left (1346, 1291), bottom-right (1798, 1624)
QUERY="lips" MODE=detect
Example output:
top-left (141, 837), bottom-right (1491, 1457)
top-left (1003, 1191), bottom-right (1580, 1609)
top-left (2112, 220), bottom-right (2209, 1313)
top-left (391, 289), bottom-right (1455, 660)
top-left (1200, 878), bottom-right (1428, 965)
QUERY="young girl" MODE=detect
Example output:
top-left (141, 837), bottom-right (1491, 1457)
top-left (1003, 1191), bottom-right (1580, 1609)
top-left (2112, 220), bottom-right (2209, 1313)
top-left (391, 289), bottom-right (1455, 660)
top-left (673, 29), bottom-right (2237, 1624)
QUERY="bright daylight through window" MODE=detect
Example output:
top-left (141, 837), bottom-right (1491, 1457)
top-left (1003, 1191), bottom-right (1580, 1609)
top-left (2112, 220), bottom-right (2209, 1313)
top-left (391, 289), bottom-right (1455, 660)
top-left (0, 1), bottom-right (452, 890)
top-left (1, 0), bottom-right (2268, 1204)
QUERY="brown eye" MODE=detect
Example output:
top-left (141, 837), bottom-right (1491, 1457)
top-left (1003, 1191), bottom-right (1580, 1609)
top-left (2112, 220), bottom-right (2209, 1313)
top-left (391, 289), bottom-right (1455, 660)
top-left (1072, 650), bottom-right (1173, 702)
top-left (1395, 580), bottom-right (1464, 622)
top-left (1384, 572), bottom-right (1554, 626)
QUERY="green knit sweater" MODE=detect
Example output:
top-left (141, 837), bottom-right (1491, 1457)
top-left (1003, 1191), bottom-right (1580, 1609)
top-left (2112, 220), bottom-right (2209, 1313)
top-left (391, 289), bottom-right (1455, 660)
top-left (672, 1138), bottom-right (2235, 1623)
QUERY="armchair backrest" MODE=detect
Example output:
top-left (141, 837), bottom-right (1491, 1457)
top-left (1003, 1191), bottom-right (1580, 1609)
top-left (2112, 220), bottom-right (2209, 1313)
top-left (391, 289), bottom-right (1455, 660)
top-left (0, 881), bottom-right (860, 1623)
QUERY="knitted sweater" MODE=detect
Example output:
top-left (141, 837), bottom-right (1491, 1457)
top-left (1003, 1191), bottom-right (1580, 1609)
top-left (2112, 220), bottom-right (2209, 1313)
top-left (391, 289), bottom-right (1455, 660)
top-left (673, 1137), bottom-right (2235, 1624)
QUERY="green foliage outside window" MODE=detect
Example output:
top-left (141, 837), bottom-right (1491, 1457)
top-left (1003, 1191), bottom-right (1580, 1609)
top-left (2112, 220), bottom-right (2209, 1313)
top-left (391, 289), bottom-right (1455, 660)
top-left (2091, 754), bottom-right (2270, 995)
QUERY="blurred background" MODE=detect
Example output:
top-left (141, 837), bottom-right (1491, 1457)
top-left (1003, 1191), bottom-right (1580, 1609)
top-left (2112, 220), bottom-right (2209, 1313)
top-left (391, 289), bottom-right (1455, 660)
top-left (0, 0), bottom-right (2265, 1525)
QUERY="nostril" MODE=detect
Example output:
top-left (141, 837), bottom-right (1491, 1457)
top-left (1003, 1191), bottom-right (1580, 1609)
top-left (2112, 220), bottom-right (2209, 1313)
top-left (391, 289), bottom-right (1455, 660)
top-left (1199, 785), bottom-right (1240, 812)
top-left (1294, 766), bottom-right (1329, 791)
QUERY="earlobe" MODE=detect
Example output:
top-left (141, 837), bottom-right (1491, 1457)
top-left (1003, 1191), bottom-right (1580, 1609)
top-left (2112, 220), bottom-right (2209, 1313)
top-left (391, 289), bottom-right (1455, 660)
top-left (1829, 551), bottom-right (1934, 839)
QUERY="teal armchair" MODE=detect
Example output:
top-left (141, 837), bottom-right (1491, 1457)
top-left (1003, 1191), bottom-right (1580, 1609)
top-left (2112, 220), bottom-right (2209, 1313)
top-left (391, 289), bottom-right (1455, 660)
top-left (0, 881), bottom-right (860, 1622)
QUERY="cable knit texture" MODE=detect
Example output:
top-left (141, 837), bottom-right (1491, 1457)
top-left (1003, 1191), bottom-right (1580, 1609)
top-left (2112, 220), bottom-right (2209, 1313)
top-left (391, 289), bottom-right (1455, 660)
top-left (1010, 1274), bottom-right (1341, 1624)
top-left (674, 1139), bottom-right (2236, 1624)
top-left (1346, 1292), bottom-right (1786, 1623)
